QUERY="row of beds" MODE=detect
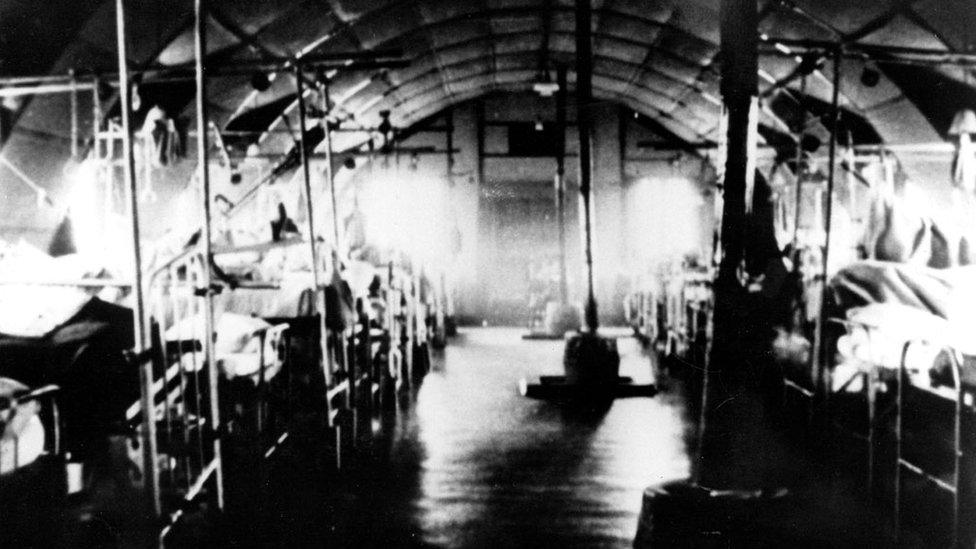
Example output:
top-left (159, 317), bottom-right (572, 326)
top-left (0, 239), bottom-right (446, 546)
top-left (626, 258), bottom-right (976, 546)
top-left (624, 265), bottom-right (713, 368)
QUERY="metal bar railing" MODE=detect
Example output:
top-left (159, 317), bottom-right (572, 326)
top-left (825, 316), bottom-right (970, 546)
top-left (894, 340), bottom-right (965, 547)
top-left (141, 249), bottom-right (223, 545)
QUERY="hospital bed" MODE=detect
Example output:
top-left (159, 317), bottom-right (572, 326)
top-left (820, 260), bottom-right (976, 546)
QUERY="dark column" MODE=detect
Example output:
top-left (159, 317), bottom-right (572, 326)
top-left (555, 65), bottom-right (569, 304)
top-left (698, 0), bottom-right (759, 488)
top-left (575, 0), bottom-right (598, 332)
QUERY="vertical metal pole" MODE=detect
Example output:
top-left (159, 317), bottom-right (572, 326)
top-left (555, 65), bottom-right (569, 304)
top-left (92, 74), bottom-right (102, 142)
top-left (115, 0), bottom-right (159, 518)
top-left (446, 108), bottom-right (455, 179)
top-left (320, 80), bottom-right (350, 419)
top-left (320, 81), bottom-right (341, 246)
top-left (476, 99), bottom-right (485, 187)
top-left (295, 65), bottom-right (335, 416)
top-left (575, 0), bottom-right (598, 332)
top-left (793, 76), bottom-right (807, 245)
top-left (69, 70), bottom-right (78, 160)
top-left (811, 47), bottom-right (842, 392)
top-left (194, 0), bottom-right (225, 509)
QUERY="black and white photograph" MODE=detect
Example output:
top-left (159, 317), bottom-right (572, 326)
top-left (0, 0), bottom-right (975, 546)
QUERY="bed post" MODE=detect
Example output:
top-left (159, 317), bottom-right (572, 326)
top-left (115, 0), bottom-right (161, 520)
top-left (194, 0), bottom-right (225, 510)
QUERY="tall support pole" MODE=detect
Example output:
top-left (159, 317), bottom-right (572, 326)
top-left (319, 80), bottom-right (352, 429)
top-left (811, 48), bottom-right (842, 389)
top-left (698, 0), bottom-right (758, 488)
top-left (555, 64), bottom-right (569, 304)
top-left (115, 0), bottom-right (159, 518)
top-left (320, 81), bottom-right (341, 246)
top-left (69, 70), bottom-right (78, 160)
top-left (295, 65), bottom-right (334, 416)
top-left (476, 99), bottom-right (486, 187)
top-left (575, 0), bottom-right (598, 332)
top-left (792, 76), bottom-right (808, 245)
top-left (194, 0), bottom-right (225, 509)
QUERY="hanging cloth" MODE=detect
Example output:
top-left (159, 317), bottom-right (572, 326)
top-left (953, 132), bottom-right (976, 192)
top-left (47, 214), bottom-right (77, 257)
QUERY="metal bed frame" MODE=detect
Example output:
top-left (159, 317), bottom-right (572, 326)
top-left (0, 0), bottom-right (423, 544)
top-left (138, 249), bottom-right (224, 545)
top-left (815, 317), bottom-right (973, 547)
top-left (0, 384), bottom-right (64, 545)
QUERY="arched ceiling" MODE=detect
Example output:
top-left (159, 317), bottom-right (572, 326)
top-left (2, 0), bottom-right (976, 218)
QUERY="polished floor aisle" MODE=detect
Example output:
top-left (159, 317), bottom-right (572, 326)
top-left (397, 328), bottom-right (690, 547)
top-left (256, 328), bottom-right (693, 548)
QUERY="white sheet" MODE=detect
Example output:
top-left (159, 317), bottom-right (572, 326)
top-left (0, 240), bottom-right (119, 337)
top-left (834, 303), bottom-right (973, 384)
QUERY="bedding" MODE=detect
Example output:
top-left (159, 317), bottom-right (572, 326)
top-left (0, 377), bottom-right (45, 475)
top-left (0, 297), bottom-right (138, 453)
top-left (828, 260), bottom-right (976, 321)
top-left (216, 271), bottom-right (314, 318)
top-left (828, 261), bottom-right (976, 391)
top-left (165, 312), bottom-right (285, 381)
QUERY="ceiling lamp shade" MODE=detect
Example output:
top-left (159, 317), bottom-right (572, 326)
top-left (533, 81), bottom-right (559, 97)
top-left (949, 108), bottom-right (976, 135)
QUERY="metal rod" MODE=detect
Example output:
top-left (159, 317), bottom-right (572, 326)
top-left (194, 0), bottom-right (225, 510)
top-left (576, 0), bottom-right (598, 332)
top-left (92, 74), bottom-right (102, 139)
top-left (811, 47), bottom-right (841, 397)
top-left (792, 75), bottom-right (806, 245)
top-left (0, 155), bottom-right (55, 208)
top-left (115, 0), bottom-right (159, 519)
top-left (0, 82), bottom-right (96, 98)
top-left (295, 64), bottom-right (335, 402)
top-left (555, 64), bottom-right (569, 304)
top-left (320, 79), bottom-right (341, 246)
top-left (69, 70), bottom-right (78, 160)
top-left (761, 36), bottom-right (976, 62)
top-left (476, 99), bottom-right (486, 187)
top-left (0, 51), bottom-right (404, 87)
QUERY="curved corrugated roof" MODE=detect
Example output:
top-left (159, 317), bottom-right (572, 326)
top-left (1, 0), bottom-right (975, 234)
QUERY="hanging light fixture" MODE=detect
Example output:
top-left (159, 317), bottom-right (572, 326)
top-left (250, 71), bottom-right (272, 92)
top-left (949, 109), bottom-right (976, 136)
top-left (859, 66), bottom-right (880, 88)
top-left (950, 108), bottom-right (976, 191)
